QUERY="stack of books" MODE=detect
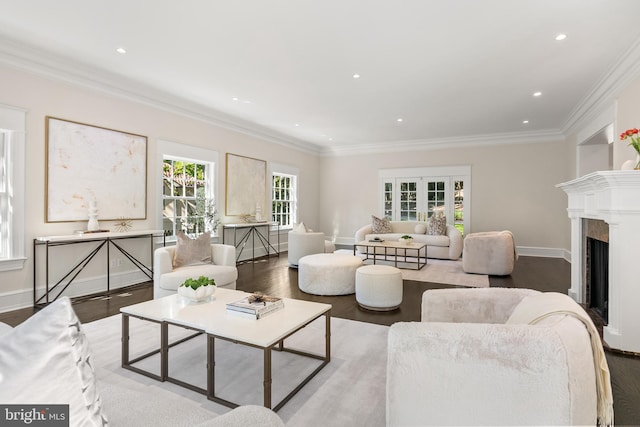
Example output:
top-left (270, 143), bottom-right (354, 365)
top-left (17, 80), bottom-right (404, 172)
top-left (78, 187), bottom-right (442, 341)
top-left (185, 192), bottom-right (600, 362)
top-left (226, 294), bottom-right (284, 319)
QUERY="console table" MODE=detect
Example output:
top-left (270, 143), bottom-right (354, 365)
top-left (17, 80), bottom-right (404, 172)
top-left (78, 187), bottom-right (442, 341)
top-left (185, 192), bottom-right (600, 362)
top-left (222, 222), bottom-right (279, 263)
top-left (33, 230), bottom-right (165, 308)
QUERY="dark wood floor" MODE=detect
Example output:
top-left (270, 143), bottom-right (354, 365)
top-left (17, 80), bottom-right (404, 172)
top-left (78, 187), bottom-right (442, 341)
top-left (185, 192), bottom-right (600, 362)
top-left (1, 253), bottom-right (638, 425)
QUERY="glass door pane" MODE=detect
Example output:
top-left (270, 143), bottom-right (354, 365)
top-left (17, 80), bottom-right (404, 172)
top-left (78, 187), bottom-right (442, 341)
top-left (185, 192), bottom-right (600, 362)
top-left (425, 179), bottom-right (448, 218)
top-left (454, 180), bottom-right (464, 235)
top-left (383, 181), bottom-right (393, 219)
top-left (399, 180), bottom-right (418, 221)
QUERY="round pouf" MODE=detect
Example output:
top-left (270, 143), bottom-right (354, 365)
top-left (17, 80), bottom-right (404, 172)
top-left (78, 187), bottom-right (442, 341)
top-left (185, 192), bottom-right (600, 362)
top-left (355, 265), bottom-right (403, 311)
top-left (298, 253), bottom-right (363, 295)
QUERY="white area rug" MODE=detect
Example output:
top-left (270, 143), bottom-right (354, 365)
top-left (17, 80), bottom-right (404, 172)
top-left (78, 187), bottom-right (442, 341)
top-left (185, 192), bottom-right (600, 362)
top-left (400, 259), bottom-right (489, 287)
top-left (336, 250), bottom-right (489, 287)
top-left (83, 313), bottom-right (388, 426)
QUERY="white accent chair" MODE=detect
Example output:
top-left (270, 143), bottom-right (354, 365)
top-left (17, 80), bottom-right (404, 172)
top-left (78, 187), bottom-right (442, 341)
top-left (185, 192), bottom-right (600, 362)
top-left (287, 231), bottom-right (336, 268)
top-left (387, 288), bottom-right (599, 426)
top-left (153, 244), bottom-right (238, 299)
top-left (462, 230), bottom-right (517, 275)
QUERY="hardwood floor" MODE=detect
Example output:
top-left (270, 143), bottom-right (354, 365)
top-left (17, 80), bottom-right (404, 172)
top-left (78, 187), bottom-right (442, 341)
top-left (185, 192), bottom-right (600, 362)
top-left (1, 253), bottom-right (638, 425)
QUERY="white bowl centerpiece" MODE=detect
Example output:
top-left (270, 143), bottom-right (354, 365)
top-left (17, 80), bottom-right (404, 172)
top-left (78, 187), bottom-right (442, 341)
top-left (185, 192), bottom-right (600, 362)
top-left (177, 276), bottom-right (216, 302)
top-left (399, 235), bottom-right (414, 245)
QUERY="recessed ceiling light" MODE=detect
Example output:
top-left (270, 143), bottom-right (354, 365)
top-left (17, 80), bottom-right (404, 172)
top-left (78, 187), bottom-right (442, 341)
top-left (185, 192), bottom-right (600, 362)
top-left (396, 118), bottom-right (404, 123)
top-left (232, 97), bottom-right (239, 101)
top-left (352, 74), bottom-right (361, 79)
top-left (533, 91), bottom-right (542, 97)
top-left (555, 34), bottom-right (567, 41)
top-left (523, 120), bottom-right (530, 124)
top-left (294, 123), bottom-right (300, 127)
top-left (116, 47), bottom-right (127, 54)
top-left (328, 137), bottom-right (333, 141)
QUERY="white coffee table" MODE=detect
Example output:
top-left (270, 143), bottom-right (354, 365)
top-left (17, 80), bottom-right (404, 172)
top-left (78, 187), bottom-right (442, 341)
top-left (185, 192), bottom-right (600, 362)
top-left (120, 288), bottom-right (332, 411)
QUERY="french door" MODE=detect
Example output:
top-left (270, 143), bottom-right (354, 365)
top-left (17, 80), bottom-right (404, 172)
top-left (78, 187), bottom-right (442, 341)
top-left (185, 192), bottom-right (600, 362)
top-left (381, 171), bottom-right (469, 235)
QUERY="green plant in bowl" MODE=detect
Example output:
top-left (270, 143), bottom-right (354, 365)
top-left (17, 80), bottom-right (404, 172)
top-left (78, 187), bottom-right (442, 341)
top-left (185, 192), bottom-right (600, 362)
top-left (400, 235), bottom-right (412, 239)
top-left (178, 276), bottom-right (216, 302)
top-left (179, 276), bottom-right (215, 290)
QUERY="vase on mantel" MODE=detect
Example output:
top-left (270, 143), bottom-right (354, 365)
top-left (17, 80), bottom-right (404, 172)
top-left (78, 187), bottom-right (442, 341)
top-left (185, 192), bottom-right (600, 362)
top-left (621, 153), bottom-right (640, 171)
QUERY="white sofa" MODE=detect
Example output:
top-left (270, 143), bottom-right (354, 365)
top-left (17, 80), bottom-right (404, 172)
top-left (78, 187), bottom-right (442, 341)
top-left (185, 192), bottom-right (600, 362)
top-left (154, 244), bottom-right (238, 299)
top-left (387, 288), bottom-right (607, 426)
top-left (355, 221), bottom-right (463, 260)
top-left (0, 297), bottom-right (284, 426)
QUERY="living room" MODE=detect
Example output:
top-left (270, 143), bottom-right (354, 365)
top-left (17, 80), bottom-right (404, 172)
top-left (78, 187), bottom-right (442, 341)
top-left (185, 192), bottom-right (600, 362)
top-left (1, 1), bottom-right (640, 426)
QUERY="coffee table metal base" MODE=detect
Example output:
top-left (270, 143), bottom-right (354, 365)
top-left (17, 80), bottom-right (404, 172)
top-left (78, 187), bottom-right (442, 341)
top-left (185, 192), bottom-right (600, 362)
top-left (121, 310), bottom-right (331, 411)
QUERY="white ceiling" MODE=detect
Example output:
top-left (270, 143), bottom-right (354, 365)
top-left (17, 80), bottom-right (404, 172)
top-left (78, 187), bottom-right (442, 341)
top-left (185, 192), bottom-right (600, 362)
top-left (2, 0), bottom-right (640, 155)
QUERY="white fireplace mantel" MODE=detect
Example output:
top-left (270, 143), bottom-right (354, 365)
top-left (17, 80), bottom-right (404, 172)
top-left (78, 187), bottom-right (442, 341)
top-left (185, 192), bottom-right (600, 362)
top-left (557, 171), bottom-right (640, 353)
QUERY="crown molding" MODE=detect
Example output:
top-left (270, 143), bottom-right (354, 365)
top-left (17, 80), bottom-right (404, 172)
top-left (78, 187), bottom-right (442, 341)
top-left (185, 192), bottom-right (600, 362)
top-left (320, 129), bottom-right (566, 157)
top-left (0, 37), bottom-right (323, 156)
top-left (562, 35), bottom-right (640, 136)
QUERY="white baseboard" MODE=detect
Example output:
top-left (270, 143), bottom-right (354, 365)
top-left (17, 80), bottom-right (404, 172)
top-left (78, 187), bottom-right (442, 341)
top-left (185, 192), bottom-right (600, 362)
top-left (0, 269), bottom-right (149, 314)
top-left (516, 246), bottom-right (570, 260)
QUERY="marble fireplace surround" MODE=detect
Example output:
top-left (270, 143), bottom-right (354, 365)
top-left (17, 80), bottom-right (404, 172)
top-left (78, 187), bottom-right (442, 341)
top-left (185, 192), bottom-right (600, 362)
top-left (557, 171), bottom-right (640, 353)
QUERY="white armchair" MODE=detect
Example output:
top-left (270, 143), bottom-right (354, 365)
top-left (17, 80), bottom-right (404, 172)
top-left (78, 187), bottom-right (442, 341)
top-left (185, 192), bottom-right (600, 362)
top-left (287, 231), bottom-right (335, 268)
top-left (387, 288), bottom-right (601, 426)
top-left (153, 244), bottom-right (238, 299)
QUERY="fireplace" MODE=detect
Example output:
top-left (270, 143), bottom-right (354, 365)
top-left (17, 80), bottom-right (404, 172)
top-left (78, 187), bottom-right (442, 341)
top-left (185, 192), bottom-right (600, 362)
top-left (557, 171), bottom-right (640, 353)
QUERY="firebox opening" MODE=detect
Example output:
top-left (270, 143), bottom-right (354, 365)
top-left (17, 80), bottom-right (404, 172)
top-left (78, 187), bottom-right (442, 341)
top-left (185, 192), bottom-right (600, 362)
top-left (587, 237), bottom-right (609, 324)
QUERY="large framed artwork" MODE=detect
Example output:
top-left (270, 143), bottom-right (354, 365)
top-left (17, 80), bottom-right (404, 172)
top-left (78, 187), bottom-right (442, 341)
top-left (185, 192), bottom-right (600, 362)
top-left (225, 153), bottom-right (267, 216)
top-left (45, 117), bottom-right (148, 222)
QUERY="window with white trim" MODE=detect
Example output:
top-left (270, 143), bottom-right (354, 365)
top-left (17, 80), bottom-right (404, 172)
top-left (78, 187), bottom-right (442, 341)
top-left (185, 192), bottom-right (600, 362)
top-left (271, 163), bottom-right (298, 229)
top-left (0, 105), bottom-right (26, 271)
top-left (157, 140), bottom-right (219, 240)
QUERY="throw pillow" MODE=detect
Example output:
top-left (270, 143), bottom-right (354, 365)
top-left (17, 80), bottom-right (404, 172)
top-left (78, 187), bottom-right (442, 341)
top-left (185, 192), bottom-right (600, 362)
top-left (414, 224), bottom-right (427, 234)
top-left (292, 222), bottom-right (308, 233)
top-left (0, 297), bottom-right (108, 425)
top-left (371, 215), bottom-right (393, 234)
top-left (427, 214), bottom-right (447, 235)
top-left (173, 231), bottom-right (212, 268)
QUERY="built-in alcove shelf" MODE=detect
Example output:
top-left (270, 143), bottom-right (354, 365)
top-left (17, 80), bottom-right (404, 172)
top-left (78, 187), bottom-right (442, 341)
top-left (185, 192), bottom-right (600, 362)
top-left (557, 171), bottom-right (640, 353)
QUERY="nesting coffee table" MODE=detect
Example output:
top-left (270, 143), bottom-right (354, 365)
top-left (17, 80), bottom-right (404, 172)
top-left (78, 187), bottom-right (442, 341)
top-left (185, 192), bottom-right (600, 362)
top-left (354, 240), bottom-right (427, 270)
top-left (121, 288), bottom-right (331, 411)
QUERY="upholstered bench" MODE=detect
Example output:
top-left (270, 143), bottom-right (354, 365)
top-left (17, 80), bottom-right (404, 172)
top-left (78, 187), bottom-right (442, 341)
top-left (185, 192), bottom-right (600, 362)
top-left (462, 230), bottom-right (517, 275)
top-left (355, 265), bottom-right (403, 311)
top-left (298, 253), bottom-right (363, 295)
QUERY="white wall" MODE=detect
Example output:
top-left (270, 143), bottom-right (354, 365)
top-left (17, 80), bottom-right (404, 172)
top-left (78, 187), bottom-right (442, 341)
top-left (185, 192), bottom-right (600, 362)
top-left (0, 64), bottom-right (320, 311)
top-left (319, 140), bottom-right (573, 256)
top-left (8, 60), bottom-right (640, 312)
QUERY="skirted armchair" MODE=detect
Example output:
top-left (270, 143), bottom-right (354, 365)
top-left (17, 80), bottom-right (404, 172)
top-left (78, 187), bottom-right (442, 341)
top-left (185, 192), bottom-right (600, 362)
top-left (287, 231), bottom-right (335, 268)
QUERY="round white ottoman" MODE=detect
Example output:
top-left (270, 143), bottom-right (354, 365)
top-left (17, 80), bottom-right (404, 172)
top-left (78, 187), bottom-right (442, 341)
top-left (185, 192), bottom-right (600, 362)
top-left (355, 265), bottom-right (403, 311)
top-left (298, 253), bottom-right (363, 295)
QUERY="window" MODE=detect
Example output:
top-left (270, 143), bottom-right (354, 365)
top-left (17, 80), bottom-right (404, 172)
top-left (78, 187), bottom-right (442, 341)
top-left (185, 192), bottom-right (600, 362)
top-left (0, 105), bottom-right (26, 271)
top-left (380, 166), bottom-right (471, 235)
top-left (157, 140), bottom-right (218, 240)
top-left (272, 172), bottom-right (296, 228)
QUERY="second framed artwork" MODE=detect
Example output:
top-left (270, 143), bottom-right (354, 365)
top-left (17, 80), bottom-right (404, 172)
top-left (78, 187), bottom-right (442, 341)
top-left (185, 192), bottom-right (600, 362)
top-left (225, 153), bottom-right (267, 217)
top-left (45, 117), bottom-right (148, 222)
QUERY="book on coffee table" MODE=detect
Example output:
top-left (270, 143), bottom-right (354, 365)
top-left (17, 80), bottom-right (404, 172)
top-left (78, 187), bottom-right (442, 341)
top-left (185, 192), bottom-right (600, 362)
top-left (226, 295), bottom-right (284, 319)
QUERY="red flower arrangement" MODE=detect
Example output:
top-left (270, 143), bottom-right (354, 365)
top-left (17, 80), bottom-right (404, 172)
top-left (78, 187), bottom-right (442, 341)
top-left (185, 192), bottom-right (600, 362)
top-left (619, 128), bottom-right (640, 169)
